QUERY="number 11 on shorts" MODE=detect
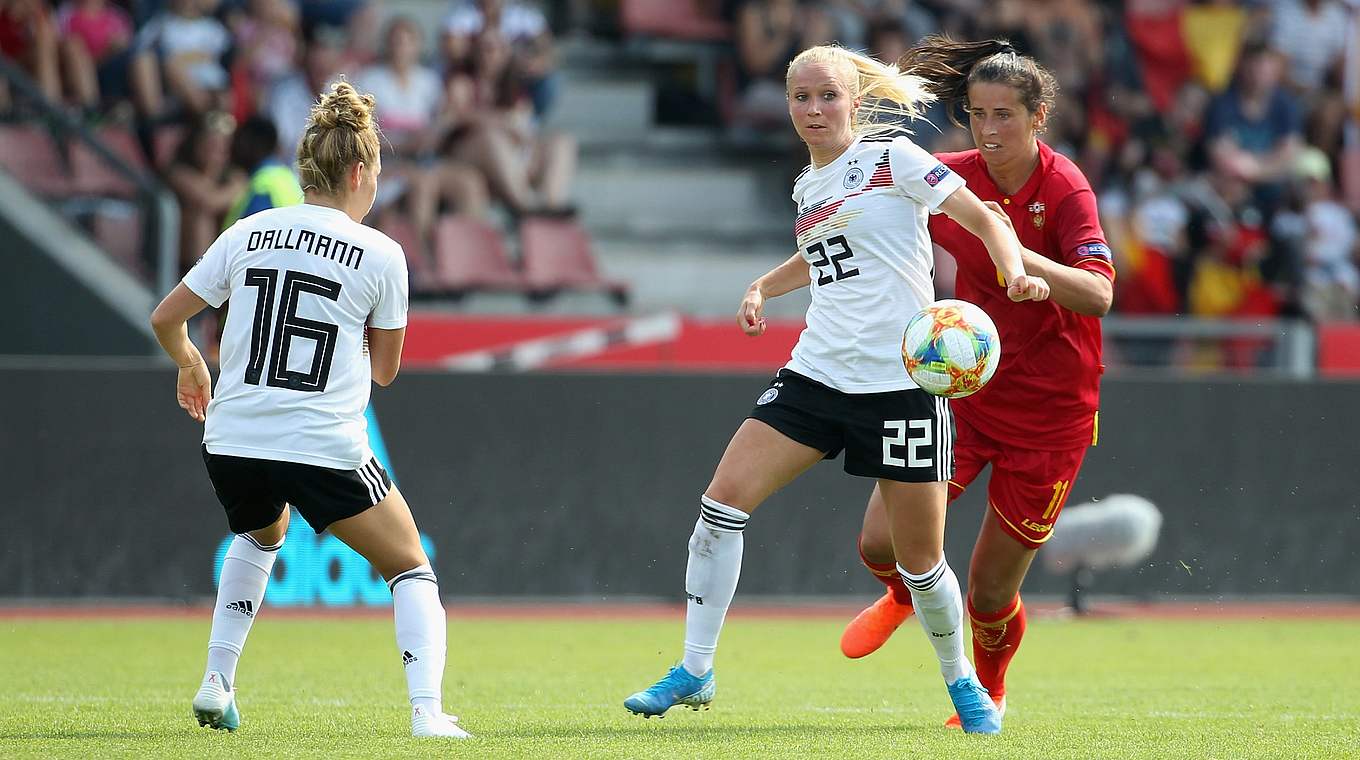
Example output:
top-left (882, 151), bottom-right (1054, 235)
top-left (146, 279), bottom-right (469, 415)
top-left (1043, 480), bottom-right (1071, 520)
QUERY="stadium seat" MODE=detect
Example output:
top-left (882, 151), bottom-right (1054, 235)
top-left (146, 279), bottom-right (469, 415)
top-left (0, 124), bottom-right (73, 196)
top-left (91, 206), bottom-right (146, 277)
top-left (70, 127), bottom-right (150, 198)
top-left (519, 217), bottom-right (629, 305)
top-left (377, 215), bottom-right (439, 295)
top-left (619, 0), bottom-right (730, 41)
top-left (431, 215), bottom-right (528, 292)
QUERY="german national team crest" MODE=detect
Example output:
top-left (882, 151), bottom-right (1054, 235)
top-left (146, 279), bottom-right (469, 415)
top-left (843, 167), bottom-right (864, 189)
top-left (757, 387), bottom-right (779, 405)
top-left (1028, 201), bottom-right (1045, 229)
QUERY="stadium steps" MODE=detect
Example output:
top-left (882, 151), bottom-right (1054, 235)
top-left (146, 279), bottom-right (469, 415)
top-left (0, 169), bottom-right (158, 355)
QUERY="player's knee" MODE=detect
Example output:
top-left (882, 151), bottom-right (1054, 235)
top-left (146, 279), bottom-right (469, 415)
top-left (377, 550), bottom-right (431, 583)
top-left (968, 581), bottom-right (1018, 614)
top-left (700, 483), bottom-right (756, 514)
top-left (857, 531), bottom-right (894, 565)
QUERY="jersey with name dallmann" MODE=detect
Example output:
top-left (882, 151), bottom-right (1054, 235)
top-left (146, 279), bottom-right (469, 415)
top-left (787, 134), bottom-right (965, 392)
top-left (183, 203), bottom-right (409, 469)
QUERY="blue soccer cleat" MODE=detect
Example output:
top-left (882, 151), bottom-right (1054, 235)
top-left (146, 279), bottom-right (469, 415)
top-left (192, 671), bottom-right (241, 732)
top-left (945, 673), bottom-right (1003, 735)
top-left (624, 665), bottom-right (715, 717)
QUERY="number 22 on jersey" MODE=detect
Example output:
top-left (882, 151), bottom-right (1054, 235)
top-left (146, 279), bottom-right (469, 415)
top-left (243, 267), bottom-right (343, 392)
top-left (806, 235), bottom-right (859, 286)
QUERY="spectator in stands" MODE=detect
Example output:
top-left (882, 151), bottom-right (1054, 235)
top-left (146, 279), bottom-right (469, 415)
top-left (0, 0), bottom-right (61, 108)
top-left (298, 0), bottom-right (381, 62)
top-left (358, 16), bottom-right (489, 258)
top-left (731, 0), bottom-right (834, 129)
top-left (130, 0), bottom-right (233, 119)
top-left (225, 0), bottom-right (300, 116)
top-left (223, 114), bottom-right (302, 227)
top-left (1270, 0), bottom-right (1350, 95)
top-left (447, 27), bottom-right (576, 215)
top-left (821, 0), bottom-right (937, 52)
top-left (268, 23), bottom-right (356, 160)
top-left (55, 0), bottom-right (134, 114)
top-left (1291, 148), bottom-right (1359, 320)
top-left (443, 0), bottom-right (558, 118)
top-left (1203, 45), bottom-right (1304, 206)
top-left (165, 110), bottom-right (244, 271)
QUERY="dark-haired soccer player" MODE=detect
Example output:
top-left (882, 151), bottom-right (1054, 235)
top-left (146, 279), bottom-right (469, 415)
top-left (841, 37), bottom-right (1115, 728)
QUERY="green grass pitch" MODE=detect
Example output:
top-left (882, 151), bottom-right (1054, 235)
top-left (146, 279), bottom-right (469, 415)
top-left (2, 613), bottom-right (1357, 758)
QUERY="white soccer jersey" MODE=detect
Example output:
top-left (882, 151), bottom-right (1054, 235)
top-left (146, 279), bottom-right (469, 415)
top-left (183, 204), bottom-right (409, 469)
top-left (785, 133), bottom-right (965, 393)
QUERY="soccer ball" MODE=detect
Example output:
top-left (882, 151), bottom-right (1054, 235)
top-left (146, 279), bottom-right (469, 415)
top-left (901, 299), bottom-right (1001, 398)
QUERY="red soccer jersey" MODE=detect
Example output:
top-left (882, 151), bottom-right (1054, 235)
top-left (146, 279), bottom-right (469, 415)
top-left (928, 141), bottom-right (1115, 451)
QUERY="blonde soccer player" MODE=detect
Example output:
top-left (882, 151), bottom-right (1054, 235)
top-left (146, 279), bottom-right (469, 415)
top-left (621, 44), bottom-right (1049, 734)
top-left (150, 81), bottom-right (470, 739)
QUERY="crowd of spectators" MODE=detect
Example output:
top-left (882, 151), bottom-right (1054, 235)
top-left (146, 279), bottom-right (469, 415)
top-left (3, 0), bottom-right (1358, 329)
top-left (0, 0), bottom-right (574, 271)
top-left (722, 0), bottom-right (1360, 325)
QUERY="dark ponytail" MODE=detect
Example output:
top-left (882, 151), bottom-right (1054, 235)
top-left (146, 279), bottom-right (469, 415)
top-left (898, 35), bottom-right (1057, 129)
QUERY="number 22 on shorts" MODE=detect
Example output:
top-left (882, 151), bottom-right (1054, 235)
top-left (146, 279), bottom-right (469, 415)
top-left (882, 420), bottom-right (932, 467)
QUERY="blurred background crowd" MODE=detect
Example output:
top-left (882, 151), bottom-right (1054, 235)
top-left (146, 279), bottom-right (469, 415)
top-left (2, 0), bottom-right (1358, 340)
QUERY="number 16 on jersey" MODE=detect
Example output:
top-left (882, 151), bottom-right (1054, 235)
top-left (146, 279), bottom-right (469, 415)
top-left (244, 267), bottom-right (344, 392)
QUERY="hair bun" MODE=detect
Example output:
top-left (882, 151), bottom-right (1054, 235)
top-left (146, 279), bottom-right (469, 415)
top-left (309, 80), bottom-right (376, 133)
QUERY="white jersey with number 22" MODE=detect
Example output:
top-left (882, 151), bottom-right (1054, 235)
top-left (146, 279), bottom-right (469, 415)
top-left (786, 133), bottom-right (965, 393)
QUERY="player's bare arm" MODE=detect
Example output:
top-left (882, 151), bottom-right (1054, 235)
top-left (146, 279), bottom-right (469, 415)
top-left (981, 200), bottom-right (1111, 316)
top-left (738, 253), bottom-right (811, 336)
top-left (937, 186), bottom-right (1049, 303)
top-left (367, 326), bottom-right (406, 386)
top-left (150, 283), bottom-right (213, 422)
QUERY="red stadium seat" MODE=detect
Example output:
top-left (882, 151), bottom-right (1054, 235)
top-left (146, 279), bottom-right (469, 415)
top-left (519, 217), bottom-right (629, 303)
top-left (71, 127), bottom-right (150, 197)
top-left (619, 0), bottom-right (730, 41)
top-left (91, 207), bottom-right (146, 277)
top-left (431, 215), bottom-right (527, 292)
top-left (0, 125), bottom-right (73, 196)
top-left (377, 215), bottom-right (438, 294)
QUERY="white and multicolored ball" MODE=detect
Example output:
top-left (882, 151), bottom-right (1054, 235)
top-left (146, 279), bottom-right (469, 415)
top-left (901, 299), bottom-right (1001, 398)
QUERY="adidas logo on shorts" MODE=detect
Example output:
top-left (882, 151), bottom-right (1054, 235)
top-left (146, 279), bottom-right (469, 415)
top-left (225, 600), bottom-right (255, 617)
top-left (402, 650), bottom-right (418, 665)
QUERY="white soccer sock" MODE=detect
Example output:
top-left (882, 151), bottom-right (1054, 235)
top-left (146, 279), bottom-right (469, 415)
top-left (681, 496), bottom-right (749, 678)
top-left (204, 533), bottom-right (281, 685)
top-left (390, 565), bottom-right (446, 715)
top-left (899, 558), bottom-right (974, 684)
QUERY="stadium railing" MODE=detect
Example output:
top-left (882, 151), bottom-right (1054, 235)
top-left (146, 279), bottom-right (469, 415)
top-left (0, 56), bottom-right (179, 298)
top-left (1103, 316), bottom-right (1315, 379)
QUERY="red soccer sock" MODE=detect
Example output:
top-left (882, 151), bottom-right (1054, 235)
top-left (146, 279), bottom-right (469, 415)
top-left (859, 541), bottom-right (914, 606)
top-left (968, 595), bottom-right (1026, 699)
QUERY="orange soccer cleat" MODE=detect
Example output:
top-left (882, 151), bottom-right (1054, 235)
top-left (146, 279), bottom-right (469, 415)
top-left (945, 694), bottom-right (1006, 729)
top-left (839, 591), bottom-right (915, 659)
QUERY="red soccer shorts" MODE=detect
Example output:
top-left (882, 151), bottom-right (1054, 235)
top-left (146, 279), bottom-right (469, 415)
top-left (946, 414), bottom-right (1088, 549)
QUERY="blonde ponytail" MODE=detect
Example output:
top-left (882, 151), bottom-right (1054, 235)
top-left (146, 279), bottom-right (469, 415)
top-left (786, 45), bottom-right (936, 139)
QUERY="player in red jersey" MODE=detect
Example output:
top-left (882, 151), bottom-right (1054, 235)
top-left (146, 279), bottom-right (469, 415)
top-left (839, 37), bottom-right (1116, 726)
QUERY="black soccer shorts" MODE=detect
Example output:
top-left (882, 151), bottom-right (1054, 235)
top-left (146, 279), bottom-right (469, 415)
top-left (202, 446), bottom-right (392, 534)
top-left (747, 369), bottom-right (953, 483)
